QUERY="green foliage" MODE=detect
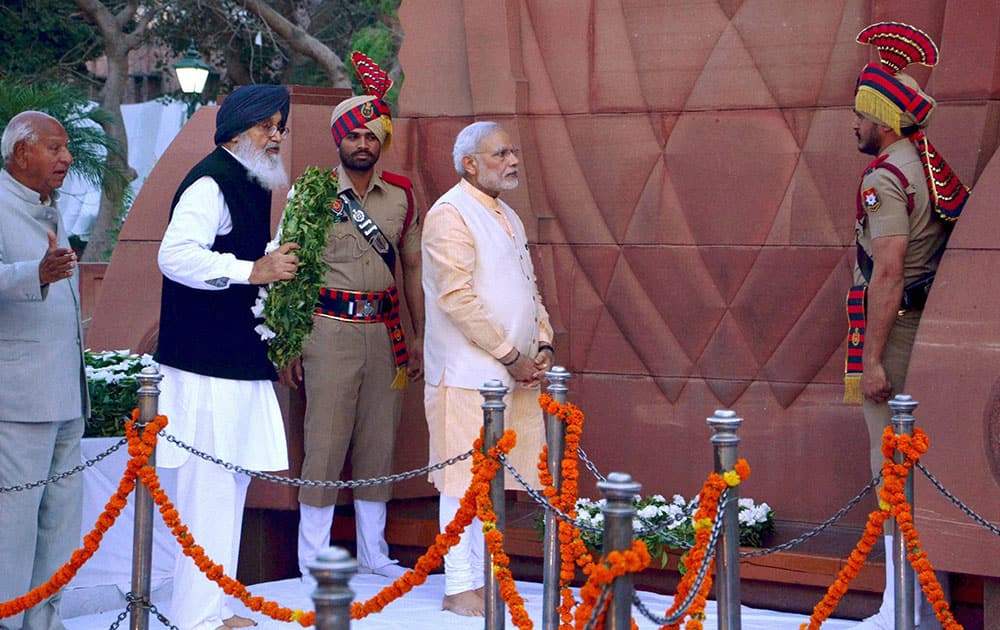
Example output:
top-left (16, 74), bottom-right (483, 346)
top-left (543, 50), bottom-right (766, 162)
top-left (0, 0), bottom-right (102, 84)
top-left (260, 167), bottom-right (337, 368)
top-left (84, 350), bottom-right (157, 438)
top-left (0, 78), bottom-right (130, 202)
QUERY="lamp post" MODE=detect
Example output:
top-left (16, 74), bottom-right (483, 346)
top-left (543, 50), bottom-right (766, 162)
top-left (172, 42), bottom-right (210, 119)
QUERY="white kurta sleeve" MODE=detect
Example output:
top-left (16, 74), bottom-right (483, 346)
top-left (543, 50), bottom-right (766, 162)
top-left (157, 177), bottom-right (256, 290)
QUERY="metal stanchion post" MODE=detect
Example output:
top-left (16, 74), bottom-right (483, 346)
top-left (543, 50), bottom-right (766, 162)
top-left (707, 409), bottom-right (743, 630)
top-left (598, 472), bottom-right (641, 630)
top-left (889, 394), bottom-right (918, 630)
top-left (309, 546), bottom-right (358, 630)
top-left (480, 379), bottom-right (509, 630)
top-left (131, 366), bottom-right (162, 630)
top-left (542, 366), bottom-right (570, 630)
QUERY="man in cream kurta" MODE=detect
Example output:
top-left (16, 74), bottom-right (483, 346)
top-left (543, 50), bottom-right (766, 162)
top-left (422, 121), bottom-right (554, 617)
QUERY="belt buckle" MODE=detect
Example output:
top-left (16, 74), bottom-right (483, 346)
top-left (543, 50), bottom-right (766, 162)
top-left (362, 300), bottom-right (375, 317)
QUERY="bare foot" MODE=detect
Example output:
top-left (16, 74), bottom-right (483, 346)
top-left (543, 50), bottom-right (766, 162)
top-left (223, 615), bottom-right (257, 628)
top-left (442, 590), bottom-right (486, 616)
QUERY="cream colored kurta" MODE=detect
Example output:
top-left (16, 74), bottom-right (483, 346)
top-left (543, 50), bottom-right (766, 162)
top-left (422, 180), bottom-right (552, 496)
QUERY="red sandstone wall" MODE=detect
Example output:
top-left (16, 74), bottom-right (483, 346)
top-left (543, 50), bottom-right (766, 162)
top-left (390, 0), bottom-right (1000, 576)
top-left (87, 1), bottom-right (1000, 576)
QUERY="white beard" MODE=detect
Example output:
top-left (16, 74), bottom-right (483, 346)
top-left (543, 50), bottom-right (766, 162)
top-left (231, 134), bottom-right (289, 191)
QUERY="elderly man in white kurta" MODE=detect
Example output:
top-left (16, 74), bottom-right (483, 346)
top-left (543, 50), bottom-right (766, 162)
top-left (156, 85), bottom-right (299, 630)
top-left (422, 121), bottom-right (554, 617)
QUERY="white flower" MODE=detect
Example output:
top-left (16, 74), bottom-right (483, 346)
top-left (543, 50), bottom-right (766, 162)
top-left (254, 323), bottom-right (276, 341)
top-left (251, 287), bottom-right (268, 318)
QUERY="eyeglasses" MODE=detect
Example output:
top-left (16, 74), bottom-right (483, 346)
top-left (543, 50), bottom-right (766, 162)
top-left (477, 146), bottom-right (521, 161)
top-left (255, 121), bottom-right (290, 138)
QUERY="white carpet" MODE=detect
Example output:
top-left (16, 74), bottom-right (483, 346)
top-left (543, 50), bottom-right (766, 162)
top-left (63, 573), bottom-right (856, 629)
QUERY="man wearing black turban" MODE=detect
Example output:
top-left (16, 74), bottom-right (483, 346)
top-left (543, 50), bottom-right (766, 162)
top-left (156, 84), bottom-right (299, 630)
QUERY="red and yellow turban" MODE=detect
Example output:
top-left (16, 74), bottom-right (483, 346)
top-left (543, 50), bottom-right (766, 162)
top-left (330, 52), bottom-right (394, 151)
top-left (855, 22), bottom-right (969, 220)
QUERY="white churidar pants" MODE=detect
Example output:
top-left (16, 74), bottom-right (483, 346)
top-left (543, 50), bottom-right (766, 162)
top-left (439, 494), bottom-right (484, 596)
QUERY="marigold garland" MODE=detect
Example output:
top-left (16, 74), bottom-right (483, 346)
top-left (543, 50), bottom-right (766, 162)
top-left (660, 458), bottom-right (751, 630)
top-left (538, 393), bottom-right (593, 629)
top-left (474, 431), bottom-right (533, 629)
top-left (801, 426), bottom-right (962, 630)
top-left (0, 411), bottom-right (165, 620)
top-left (573, 540), bottom-right (650, 629)
top-left (350, 428), bottom-right (521, 620)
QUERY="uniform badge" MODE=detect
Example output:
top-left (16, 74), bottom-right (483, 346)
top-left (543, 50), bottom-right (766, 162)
top-left (331, 199), bottom-right (346, 222)
top-left (861, 187), bottom-right (881, 213)
top-left (360, 101), bottom-right (374, 119)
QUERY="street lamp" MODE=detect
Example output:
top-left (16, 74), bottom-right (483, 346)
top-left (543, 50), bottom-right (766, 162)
top-left (172, 42), bottom-right (210, 118)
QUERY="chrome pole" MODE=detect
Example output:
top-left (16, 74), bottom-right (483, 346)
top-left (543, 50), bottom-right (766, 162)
top-left (130, 366), bottom-right (162, 630)
top-left (309, 546), bottom-right (358, 630)
top-left (599, 472), bottom-right (641, 629)
top-left (542, 366), bottom-right (571, 630)
top-left (707, 409), bottom-right (743, 630)
top-left (480, 379), bottom-right (509, 630)
top-left (889, 394), bottom-right (918, 630)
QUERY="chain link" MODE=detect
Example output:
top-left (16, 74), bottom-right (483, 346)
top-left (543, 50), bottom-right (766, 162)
top-left (739, 473), bottom-right (881, 559)
top-left (0, 438), bottom-right (127, 494)
top-left (632, 490), bottom-right (727, 626)
top-left (160, 430), bottom-right (472, 488)
top-left (106, 593), bottom-right (178, 630)
top-left (582, 583), bottom-right (614, 630)
top-left (917, 462), bottom-right (1000, 537)
top-left (498, 454), bottom-right (694, 549)
top-left (577, 446), bottom-right (607, 483)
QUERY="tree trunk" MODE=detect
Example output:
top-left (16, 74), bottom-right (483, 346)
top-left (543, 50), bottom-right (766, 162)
top-left (240, 0), bottom-right (351, 88)
top-left (74, 0), bottom-right (147, 261)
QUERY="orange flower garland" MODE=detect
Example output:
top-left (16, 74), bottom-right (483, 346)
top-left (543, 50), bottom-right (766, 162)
top-left (474, 431), bottom-right (533, 629)
top-left (0, 412), bottom-right (164, 621)
top-left (661, 458), bottom-right (751, 630)
top-left (802, 426), bottom-right (962, 630)
top-left (538, 394), bottom-right (592, 629)
top-left (351, 428), bottom-right (521, 620)
top-left (573, 539), bottom-right (650, 629)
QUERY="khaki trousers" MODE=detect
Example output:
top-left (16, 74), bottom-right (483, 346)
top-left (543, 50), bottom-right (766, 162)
top-left (299, 316), bottom-right (402, 506)
top-left (861, 310), bottom-right (922, 479)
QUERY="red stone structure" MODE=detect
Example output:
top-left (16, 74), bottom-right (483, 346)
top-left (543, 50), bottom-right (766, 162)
top-left (87, 0), bottom-right (1000, 614)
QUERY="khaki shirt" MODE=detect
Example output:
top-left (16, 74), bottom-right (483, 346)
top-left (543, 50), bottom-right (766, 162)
top-left (320, 165), bottom-right (421, 292)
top-left (853, 139), bottom-right (948, 288)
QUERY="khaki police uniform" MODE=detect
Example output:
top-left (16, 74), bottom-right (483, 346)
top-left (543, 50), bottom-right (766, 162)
top-left (299, 165), bottom-right (420, 506)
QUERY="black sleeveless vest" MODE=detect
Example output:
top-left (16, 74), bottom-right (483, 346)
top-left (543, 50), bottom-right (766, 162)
top-left (156, 147), bottom-right (277, 381)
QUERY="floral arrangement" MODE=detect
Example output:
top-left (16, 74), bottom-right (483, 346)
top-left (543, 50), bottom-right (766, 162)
top-left (83, 349), bottom-right (157, 438)
top-left (571, 492), bottom-right (774, 569)
top-left (253, 166), bottom-right (338, 369)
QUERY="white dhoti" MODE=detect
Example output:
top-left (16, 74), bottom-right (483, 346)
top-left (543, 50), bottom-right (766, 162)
top-left (156, 365), bottom-right (287, 630)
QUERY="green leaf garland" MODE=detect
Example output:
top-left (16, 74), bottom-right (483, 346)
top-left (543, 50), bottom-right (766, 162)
top-left (262, 167), bottom-right (338, 369)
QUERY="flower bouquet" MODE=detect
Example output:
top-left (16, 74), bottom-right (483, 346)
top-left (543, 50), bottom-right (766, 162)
top-left (572, 493), bottom-right (774, 570)
top-left (253, 166), bottom-right (339, 369)
top-left (84, 349), bottom-right (158, 437)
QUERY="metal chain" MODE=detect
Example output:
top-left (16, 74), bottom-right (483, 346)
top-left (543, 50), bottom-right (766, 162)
top-left (577, 446), bottom-right (607, 483)
top-left (917, 462), bottom-right (1000, 537)
top-left (632, 490), bottom-right (728, 626)
top-left (0, 438), bottom-right (127, 494)
top-left (582, 583), bottom-right (614, 630)
top-left (498, 453), bottom-right (694, 549)
top-left (160, 431), bottom-right (472, 488)
top-left (739, 473), bottom-right (881, 559)
top-left (497, 453), bottom-right (604, 535)
top-left (107, 593), bottom-right (178, 630)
